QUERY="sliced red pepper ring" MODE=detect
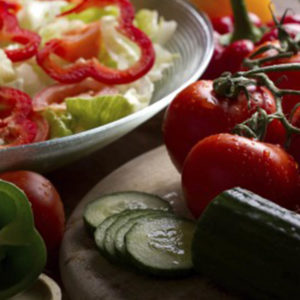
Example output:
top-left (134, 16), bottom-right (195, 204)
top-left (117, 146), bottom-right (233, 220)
top-left (0, 87), bottom-right (48, 148)
top-left (37, 0), bottom-right (155, 84)
top-left (33, 78), bottom-right (118, 111)
top-left (29, 112), bottom-right (49, 143)
top-left (0, 0), bottom-right (20, 14)
top-left (0, 87), bottom-right (32, 119)
top-left (0, 1), bottom-right (41, 62)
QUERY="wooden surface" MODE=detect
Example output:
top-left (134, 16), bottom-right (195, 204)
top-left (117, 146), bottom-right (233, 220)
top-left (60, 146), bottom-right (238, 300)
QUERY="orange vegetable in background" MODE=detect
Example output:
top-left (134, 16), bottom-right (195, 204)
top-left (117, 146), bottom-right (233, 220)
top-left (190, 0), bottom-right (274, 23)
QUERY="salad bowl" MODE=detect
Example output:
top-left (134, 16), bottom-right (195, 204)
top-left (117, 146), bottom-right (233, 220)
top-left (0, 0), bottom-right (213, 172)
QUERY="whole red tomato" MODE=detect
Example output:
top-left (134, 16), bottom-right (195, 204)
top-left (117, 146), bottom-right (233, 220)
top-left (247, 40), bottom-right (300, 115)
top-left (163, 80), bottom-right (283, 172)
top-left (0, 171), bottom-right (65, 254)
top-left (182, 134), bottom-right (300, 218)
top-left (212, 13), bottom-right (262, 35)
top-left (289, 107), bottom-right (300, 166)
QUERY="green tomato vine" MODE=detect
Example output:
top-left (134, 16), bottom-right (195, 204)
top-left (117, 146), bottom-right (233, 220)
top-left (213, 12), bottom-right (300, 148)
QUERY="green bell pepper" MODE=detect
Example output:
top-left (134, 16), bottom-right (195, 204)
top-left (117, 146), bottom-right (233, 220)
top-left (0, 180), bottom-right (46, 299)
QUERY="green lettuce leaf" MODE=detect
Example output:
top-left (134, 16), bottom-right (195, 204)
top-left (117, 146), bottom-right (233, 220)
top-left (66, 94), bottom-right (134, 132)
top-left (62, 5), bottom-right (119, 23)
top-left (44, 95), bottom-right (134, 138)
top-left (43, 109), bottom-right (73, 139)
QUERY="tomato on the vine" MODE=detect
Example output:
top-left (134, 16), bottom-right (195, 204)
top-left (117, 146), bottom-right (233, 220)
top-left (247, 40), bottom-right (300, 115)
top-left (0, 171), bottom-right (65, 255)
top-left (163, 80), bottom-right (284, 172)
top-left (182, 134), bottom-right (300, 218)
top-left (289, 107), bottom-right (300, 167)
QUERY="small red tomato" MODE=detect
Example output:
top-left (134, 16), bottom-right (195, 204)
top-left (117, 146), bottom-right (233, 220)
top-left (163, 80), bottom-right (279, 172)
top-left (202, 32), bottom-right (225, 80)
top-left (219, 39), bottom-right (255, 74)
top-left (289, 107), bottom-right (300, 167)
top-left (182, 133), bottom-right (300, 218)
top-left (260, 23), bottom-right (300, 44)
top-left (212, 13), bottom-right (262, 34)
top-left (0, 171), bottom-right (65, 254)
top-left (202, 38), bottom-right (254, 80)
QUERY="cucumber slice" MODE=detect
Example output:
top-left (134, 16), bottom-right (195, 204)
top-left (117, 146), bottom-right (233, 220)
top-left (125, 216), bottom-right (196, 277)
top-left (103, 210), bottom-right (157, 261)
top-left (94, 213), bottom-right (122, 256)
top-left (114, 211), bottom-right (173, 259)
top-left (84, 191), bottom-right (172, 231)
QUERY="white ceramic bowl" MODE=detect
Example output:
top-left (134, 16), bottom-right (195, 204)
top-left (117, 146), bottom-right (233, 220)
top-left (0, 0), bottom-right (213, 172)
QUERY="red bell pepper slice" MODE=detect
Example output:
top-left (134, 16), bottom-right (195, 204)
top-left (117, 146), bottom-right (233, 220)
top-left (33, 78), bottom-right (117, 111)
top-left (0, 1), bottom-right (41, 62)
top-left (0, 87), bottom-right (48, 148)
top-left (37, 0), bottom-right (155, 84)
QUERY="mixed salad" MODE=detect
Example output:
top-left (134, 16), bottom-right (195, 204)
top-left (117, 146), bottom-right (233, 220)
top-left (0, 0), bottom-right (177, 146)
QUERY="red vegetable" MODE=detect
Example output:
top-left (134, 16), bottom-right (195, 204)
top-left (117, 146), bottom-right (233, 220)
top-left (0, 171), bottom-right (65, 255)
top-left (33, 79), bottom-right (117, 111)
top-left (203, 0), bottom-right (263, 79)
top-left (37, 0), bottom-right (155, 84)
top-left (0, 87), bottom-right (48, 147)
top-left (163, 80), bottom-right (281, 172)
top-left (212, 12), bottom-right (262, 35)
top-left (289, 107), bottom-right (300, 167)
top-left (182, 134), bottom-right (300, 218)
top-left (247, 40), bottom-right (300, 115)
top-left (260, 23), bottom-right (300, 44)
top-left (0, 0), bottom-right (41, 62)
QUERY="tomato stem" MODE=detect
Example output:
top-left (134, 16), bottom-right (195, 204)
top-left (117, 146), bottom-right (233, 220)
top-left (229, 0), bottom-right (263, 43)
top-left (214, 67), bottom-right (300, 146)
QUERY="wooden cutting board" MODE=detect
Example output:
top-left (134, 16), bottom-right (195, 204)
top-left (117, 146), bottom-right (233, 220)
top-left (60, 146), bottom-right (238, 300)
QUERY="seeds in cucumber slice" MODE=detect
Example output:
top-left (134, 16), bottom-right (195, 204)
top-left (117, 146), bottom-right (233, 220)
top-left (84, 191), bottom-right (172, 231)
top-left (125, 216), bottom-right (196, 277)
top-left (103, 210), bottom-right (156, 261)
top-left (115, 211), bottom-right (174, 259)
top-left (94, 213), bottom-right (122, 256)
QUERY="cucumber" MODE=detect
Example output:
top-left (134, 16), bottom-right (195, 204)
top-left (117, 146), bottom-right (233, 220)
top-left (114, 211), bottom-right (173, 259)
top-left (84, 191), bottom-right (172, 231)
top-left (94, 213), bottom-right (122, 256)
top-left (192, 187), bottom-right (300, 299)
top-left (103, 209), bottom-right (158, 261)
top-left (125, 215), bottom-right (195, 277)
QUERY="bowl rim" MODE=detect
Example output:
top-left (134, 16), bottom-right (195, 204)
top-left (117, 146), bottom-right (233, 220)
top-left (0, 0), bottom-right (214, 155)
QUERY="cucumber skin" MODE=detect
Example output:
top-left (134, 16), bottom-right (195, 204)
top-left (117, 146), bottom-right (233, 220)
top-left (192, 188), bottom-right (300, 300)
top-left (125, 216), bottom-right (196, 278)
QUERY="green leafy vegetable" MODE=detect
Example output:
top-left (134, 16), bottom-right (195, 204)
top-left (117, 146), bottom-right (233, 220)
top-left (66, 94), bottom-right (134, 132)
top-left (43, 109), bottom-right (73, 138)
top-left (62, 5), bottom-right (119, 23)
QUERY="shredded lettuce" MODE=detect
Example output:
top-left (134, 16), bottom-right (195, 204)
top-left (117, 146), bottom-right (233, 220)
top-left (0, 50), bottom-right (17, 85)
top-left (18, 0), bottom-right (69, 31)
top-left (135, 9), bottom-right (177, 45)
top-left (62, 5), bottom-right (119, 23)
top-left (0, 51), bottom-right (52, 95)
top-left (39, 19), bottom-right (85, 45)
